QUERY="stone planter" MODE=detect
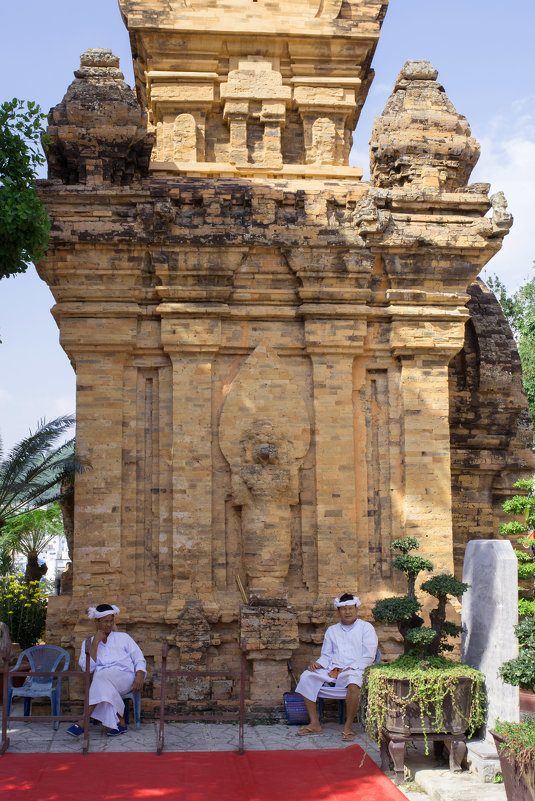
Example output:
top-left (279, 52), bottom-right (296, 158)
top-left (382, 675), bottom-right (473, 734)
top-left (520, 688), bottom-right (535, 716)
top-left (378, 675), bottom-right (475, 783)
top-left (491, 731), bottom-right (535, 801)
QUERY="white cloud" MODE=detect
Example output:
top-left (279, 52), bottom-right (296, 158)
top-left (474, 122), bottom-right (535, 291)
top-left (54, 395), bottom-right (76, 416)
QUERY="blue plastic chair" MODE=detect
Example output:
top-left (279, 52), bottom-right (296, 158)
top-left (121, 689), bottom-right (141, 729)
top-left (7, 644), bottom-right (70, 730)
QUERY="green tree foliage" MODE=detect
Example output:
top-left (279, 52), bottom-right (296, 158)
top-left (500, 478), bottom-right (535, 536)
top-left (0, 98), bottom-right (50, 279)
top-left (0, 415), bottom-right (79, 530)
top-left (372, 539), bottom-right (470, 657)
top-left (487, 272), bottom-right (535, 423)
top-left (498, 477), bottom-right (535, 613)
top-left (371, 595), bottom-right (421, 626)
top-left (0, 502), bottom-right (63, 583)
top-left (499, 616), bottom-right (535, 692)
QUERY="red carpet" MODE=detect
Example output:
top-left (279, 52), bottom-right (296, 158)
top-left (0, 746), bottom-right (407, 801)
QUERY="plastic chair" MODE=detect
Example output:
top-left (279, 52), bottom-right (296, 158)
top-left (121, 689), bottom-right (141, 729)
top-left (317, 649), bottom-right (381, 723)
top-left (7, 644), bottom-right (70, 730)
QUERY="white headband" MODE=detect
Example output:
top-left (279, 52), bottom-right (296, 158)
top-left (334, 596), bottom-right (361, 608)
top-left (87, 605), bottom-right (120, 619)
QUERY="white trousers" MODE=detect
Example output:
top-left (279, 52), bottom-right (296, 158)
top-left (295, 668), bottom-right (362, 702)
top-left (89, 668), bottom-right (133, 729)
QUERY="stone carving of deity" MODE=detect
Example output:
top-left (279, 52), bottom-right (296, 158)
top-left (219, 343), bottom-right (310, 597)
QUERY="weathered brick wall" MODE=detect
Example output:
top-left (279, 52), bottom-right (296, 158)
top-left (450, 279), bottom-right (535, 575)
top-left (38, 3), bottom-right (533, 711)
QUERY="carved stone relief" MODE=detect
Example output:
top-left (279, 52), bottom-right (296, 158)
top-left (173, 113), bottom-right (197, 162)
top-left (219, 343), bottom-right (311, 597)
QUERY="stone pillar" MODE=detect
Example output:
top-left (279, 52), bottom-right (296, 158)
top-left (461, 539), bottom-right (518, 780)
top-left (395, 354), bottom-right (455, 572)
top-left (240, 605), bottom-right (299, 704)
top-left (305, 319), bottom-right (365, 601)
top-left (225, 110), bottom-right (249, 167)
top-left (221, 59), bottom-right (291, 169)
top-left (390, 310), bottom-right (468, 573)
top-left (462, 539), bottom-right (519, 733)
top-left (161, 317), bottom-right (221, 617)
top-left (61, 317), bottom-right (136, 602)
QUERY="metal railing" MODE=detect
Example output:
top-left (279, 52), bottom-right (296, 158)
top-left (156, 638), bottom-right (247, 755)
top-left (2, 639), bottom-right (248, 756)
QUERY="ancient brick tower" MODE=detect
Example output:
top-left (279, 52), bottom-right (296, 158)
top-left (39, 0), bottom-right (532, 709)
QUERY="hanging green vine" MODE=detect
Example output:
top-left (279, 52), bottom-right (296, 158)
top-left (363, 655), bottom-right (486, 754)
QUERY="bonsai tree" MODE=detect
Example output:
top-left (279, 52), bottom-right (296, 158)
top-left (498, 615), bottom-right (535, 692)
top-left (499, 477), bottom-right (535, 616)
top-left (372, 537), bottom-right (469, 658)
top-left (514, 549), bottom-right (535, 617)
top-left (364, 538), bottom-right (485, 756)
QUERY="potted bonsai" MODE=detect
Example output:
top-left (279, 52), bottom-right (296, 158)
top-left (364, 538), bottom-right (485, 781)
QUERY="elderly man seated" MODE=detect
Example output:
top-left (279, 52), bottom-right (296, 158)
top-left (295, 592), bottom-right (378, 741)
top-left (67, 602), bottom-right (146, 737)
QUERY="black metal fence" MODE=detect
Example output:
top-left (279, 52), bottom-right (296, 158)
top-left (156, 639), bottom-right (247, 755)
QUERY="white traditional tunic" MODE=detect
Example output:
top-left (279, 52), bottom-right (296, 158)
top-left (78, 631), bottom-right (146, 729)
top-left (295, 619), bottom-right (378, 701)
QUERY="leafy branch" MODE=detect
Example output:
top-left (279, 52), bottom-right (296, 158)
top-left (0, 98), bottom-right (50, 279)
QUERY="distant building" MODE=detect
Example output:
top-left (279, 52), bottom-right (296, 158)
top-left (12, 535), bottom-right (69, 582)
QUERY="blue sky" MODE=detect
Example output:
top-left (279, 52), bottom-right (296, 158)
top-left (1, 0), bottom-right (535, 450)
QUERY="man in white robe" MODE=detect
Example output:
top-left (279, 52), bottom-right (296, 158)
top-left (295, 592), bottom-right (378, 740)
top-left (67, 603), bottom-right (146, 737)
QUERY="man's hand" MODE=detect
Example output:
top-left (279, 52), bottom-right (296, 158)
top-left (307, 661), bottom-right (322, 672)
top-left (328, 667), bottom-right (344, 679)
top-left (131, 670), bottom-right (144, 692)
top-left (89, 630), bottom-right (107, 662)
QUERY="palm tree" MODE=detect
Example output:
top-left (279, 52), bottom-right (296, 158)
top-left (0, 503), bottom-right (63, 582)
top-left (0, 415), bottom-right (79, 531)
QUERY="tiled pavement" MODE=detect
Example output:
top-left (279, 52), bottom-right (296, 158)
top-left (1, 704), bottom-right (506, 801)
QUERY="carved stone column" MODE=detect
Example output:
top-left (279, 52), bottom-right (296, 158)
top-left (298, 106), bottom-right (354, 166)
top-left (58, 316), bottom-right (137, 604)
top-left (391, 318), bottom-right (468, 574)
top-left (240, 605), bottom-right (299, 704)
top-left (161, 317), bottom-right (221, 618)
top-left (221, 58), bottom-right (291, 169)
top-left (305, 318), bottom-right (366, 602)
